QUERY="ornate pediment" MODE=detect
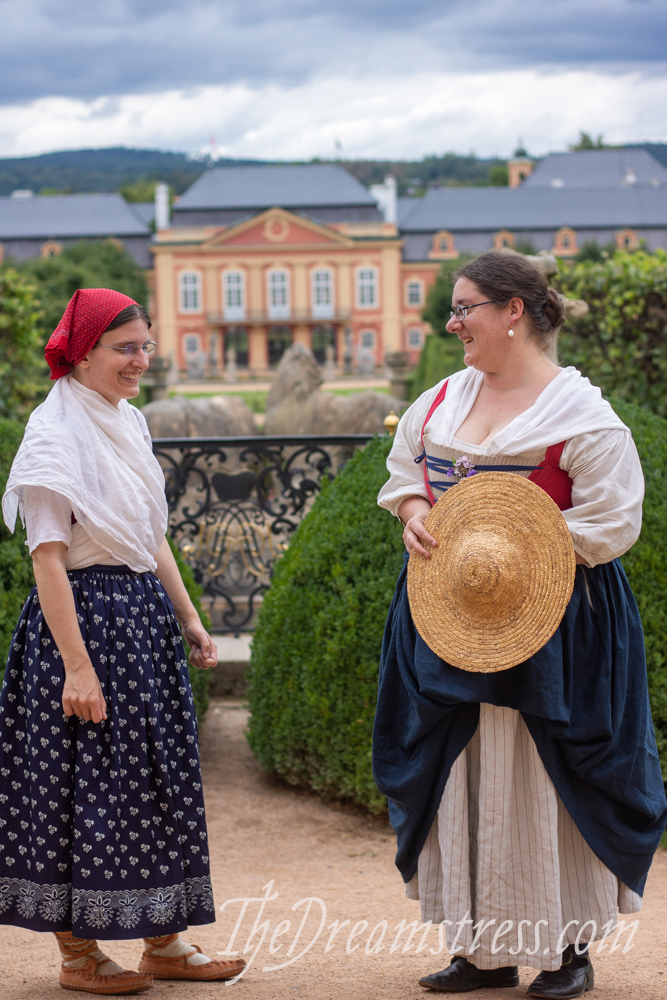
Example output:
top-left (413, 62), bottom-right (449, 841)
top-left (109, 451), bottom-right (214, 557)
top-left (204, 208), bottom-right (352, 249)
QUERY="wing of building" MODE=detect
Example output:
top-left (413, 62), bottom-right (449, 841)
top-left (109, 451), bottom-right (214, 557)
top-left (0, 192), bottom-right (152, 266)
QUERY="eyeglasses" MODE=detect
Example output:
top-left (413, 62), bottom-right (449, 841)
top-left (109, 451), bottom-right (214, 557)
top-left (97, 341), bottom-right (158, 357)
top-left (450, 301), bottom-right (496, 321)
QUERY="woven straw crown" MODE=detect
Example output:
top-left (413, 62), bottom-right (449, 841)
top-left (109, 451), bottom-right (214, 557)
top-left (407, 471), bottom-right (576, 672)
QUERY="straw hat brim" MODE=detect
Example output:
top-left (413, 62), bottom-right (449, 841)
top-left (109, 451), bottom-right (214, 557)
top-left (407, 471), bottom-right (576, 672)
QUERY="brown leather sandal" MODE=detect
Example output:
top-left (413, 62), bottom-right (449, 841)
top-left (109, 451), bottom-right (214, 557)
top-left (139, 934), bottom-right (246, 981)
top-left (56, 935), bottom-right (153, 996)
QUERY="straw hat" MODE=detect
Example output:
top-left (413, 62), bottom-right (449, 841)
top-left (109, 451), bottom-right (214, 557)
top-left (407, 472), bottom-right (576, 672)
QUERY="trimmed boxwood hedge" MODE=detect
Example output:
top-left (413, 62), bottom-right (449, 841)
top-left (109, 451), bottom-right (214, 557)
top-left (0, 418), bottom-right (209, 720)
top-left (247, 403), bottom-right (667, 810)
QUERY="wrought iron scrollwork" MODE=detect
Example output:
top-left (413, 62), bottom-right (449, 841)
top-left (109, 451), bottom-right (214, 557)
top-left (153, 435), bottom-right (372, 633)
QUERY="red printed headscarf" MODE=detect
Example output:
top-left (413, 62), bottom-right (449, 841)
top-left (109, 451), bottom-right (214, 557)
top-left (45, 288), bottom-right (138, 380)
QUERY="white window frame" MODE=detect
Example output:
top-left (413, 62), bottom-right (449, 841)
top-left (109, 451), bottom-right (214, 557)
top-left (360, 329), bottom-right (376, 350)
top-left (223, 270), bottom-right (246, 321)
top-left (356, 267), bottom-right (378, 309)
top-left (407, 327), bottom-right (423, 349)
top-left (267, 269), bottom-right (290, 320)
top-left (311, 268), bottom-right (334, 319)
top-left (184, 334), bottom-right (201, 355)
top-left (406, 280), bottom-right (422, 307)
top-left (179, 271), bottom-right (202, 314)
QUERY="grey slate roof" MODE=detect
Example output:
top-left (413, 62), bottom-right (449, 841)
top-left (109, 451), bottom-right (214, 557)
top-left (128, 201), bottom-right (155, 225)
top-left (0, 193), bottom-right (150, 239)
top-left (397, 197), bottom-right (421, 225)
top-left (174, 164), bottom-right (377, 211)
top-left (524, 149), bottom-right (667, 189)
top-left (399, 185), bottom-right (667, 233)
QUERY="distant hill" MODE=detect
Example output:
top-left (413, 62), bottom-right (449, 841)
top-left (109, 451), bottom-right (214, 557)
top-left (0, 147), bottom-right (263, 197)
top-left (0, 146), bottom-right (510, 199)
top-left (334, 153), bottom-right (507, 193)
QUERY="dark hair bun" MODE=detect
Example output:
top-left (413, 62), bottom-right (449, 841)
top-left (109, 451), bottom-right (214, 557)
top-left (543, 287), bottom-right (564, 331)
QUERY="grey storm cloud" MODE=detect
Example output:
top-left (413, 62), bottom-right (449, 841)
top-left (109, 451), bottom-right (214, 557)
top-left (0, 0), bottom-right (666, 106)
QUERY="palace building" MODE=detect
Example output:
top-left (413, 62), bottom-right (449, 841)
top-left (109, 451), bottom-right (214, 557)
top-left (151, 164), bottom-right (438, 376)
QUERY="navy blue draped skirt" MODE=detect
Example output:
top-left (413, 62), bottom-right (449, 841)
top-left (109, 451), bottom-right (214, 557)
top-left (0, 565), bottom-right (215, 939)
top-left (373, 554), bottom-right (667, 896)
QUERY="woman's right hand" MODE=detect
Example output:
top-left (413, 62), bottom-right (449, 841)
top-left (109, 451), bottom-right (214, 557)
top-left (398, 497), bottom-right (438, 558)
top-left (62, 660), bottom-right (108, 723)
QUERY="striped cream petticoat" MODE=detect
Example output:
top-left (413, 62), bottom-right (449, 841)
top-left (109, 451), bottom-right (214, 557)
top-left (408, 704), bottom-right (642, 971)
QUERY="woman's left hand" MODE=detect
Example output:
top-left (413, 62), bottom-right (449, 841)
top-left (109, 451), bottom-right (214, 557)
top-left (181, 620), bottom-right (218, 670)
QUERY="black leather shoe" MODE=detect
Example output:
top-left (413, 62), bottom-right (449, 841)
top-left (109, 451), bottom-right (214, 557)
top-left (419, 956), bottom-right (520, 992)
top-left (527, 952), bottom-right (594, 999)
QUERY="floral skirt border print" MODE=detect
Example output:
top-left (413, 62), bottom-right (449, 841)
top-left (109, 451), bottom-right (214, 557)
top-left (0, 565), bottom-right (215, 939)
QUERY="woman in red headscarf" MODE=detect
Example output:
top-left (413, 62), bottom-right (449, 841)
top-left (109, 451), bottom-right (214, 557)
top-left (0, 290), bottom-right (245, 995)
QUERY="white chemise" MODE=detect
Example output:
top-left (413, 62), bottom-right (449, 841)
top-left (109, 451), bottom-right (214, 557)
top-left (378, 367), bottom-right (644, 970)
top-left (3, 377), bottom-right (166, 574)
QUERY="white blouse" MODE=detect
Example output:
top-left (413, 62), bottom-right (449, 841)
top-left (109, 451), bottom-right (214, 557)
top-left (378, 368), bottom-right (644, 568)
top-left (20, 400), bottom-right (160, 573)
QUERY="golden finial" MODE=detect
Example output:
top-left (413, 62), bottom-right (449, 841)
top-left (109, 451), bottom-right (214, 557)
top-left (384, 411), bottom-right (400, 436)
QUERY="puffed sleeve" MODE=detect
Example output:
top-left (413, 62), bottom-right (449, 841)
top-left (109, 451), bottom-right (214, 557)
top-left (562, 428), bottom-right (644, 567)
top-left (22, 486), bottom-right (73, 553)
top-left (377, 387), bottom-right (439, 517)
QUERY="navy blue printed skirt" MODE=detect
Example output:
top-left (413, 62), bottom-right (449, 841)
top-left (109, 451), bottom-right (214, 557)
top-left (0, 565), bottom-right (215, 939)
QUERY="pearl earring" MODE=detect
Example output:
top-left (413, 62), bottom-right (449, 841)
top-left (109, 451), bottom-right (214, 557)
top-left (508, 328), bottom-right (515, 338)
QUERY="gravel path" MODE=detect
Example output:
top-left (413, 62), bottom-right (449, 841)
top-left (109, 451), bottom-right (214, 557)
top-left (1, 699), bottom-right (666, 1000)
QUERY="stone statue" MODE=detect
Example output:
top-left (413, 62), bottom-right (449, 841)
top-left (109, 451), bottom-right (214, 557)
top-left (264, 344), bottom-right (405, 436)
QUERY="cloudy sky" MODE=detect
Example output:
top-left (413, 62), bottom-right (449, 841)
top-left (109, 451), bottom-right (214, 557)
top-left (0, 0), bottom-right (666, 160)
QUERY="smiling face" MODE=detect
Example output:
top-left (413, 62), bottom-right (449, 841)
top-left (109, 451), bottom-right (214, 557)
top-left (72, 317), bottom-right (151, 406)
top-left (446, 276), bottom-right (524, 372)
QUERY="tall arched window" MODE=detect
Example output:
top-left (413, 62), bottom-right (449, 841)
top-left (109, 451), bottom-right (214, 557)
top-left (223, 270), bottom-right (246, 321)
top-left (312, 268), bottom-right (334, 319)
top-left (267, 269), bottom-right (290, 320)
top-left (356, 267), bottom-right (378, 309)
top-left (179, 271), bottom-right (202, 313)
top-left (405, 279), bottom-right (423, 307)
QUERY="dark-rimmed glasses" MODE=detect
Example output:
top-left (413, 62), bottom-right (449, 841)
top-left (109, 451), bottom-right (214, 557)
top-left (450, 301), bottom-right (496, 321)
top-left (97, 341), bottom-right (157, 357)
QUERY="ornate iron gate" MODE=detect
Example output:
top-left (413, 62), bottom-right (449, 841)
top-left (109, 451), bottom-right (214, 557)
top-left (153, 435), bottom-right (373, 633)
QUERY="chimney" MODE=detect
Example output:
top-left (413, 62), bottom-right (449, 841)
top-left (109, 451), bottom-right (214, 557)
top-left (155, 183), bottom-right (170, 230)
top-left (370, 175), bottom-right (397, 224)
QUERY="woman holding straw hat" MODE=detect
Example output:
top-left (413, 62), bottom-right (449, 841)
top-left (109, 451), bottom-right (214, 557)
top-left (374, 251), bottom-right (667, 999)
top-left (0, 289), bottom-right (245, 994)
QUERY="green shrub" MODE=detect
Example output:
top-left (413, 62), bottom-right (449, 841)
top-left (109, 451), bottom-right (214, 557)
top-left (0, 270), bottom-right (48, 421)
top-left (557, 251), bottom-right (667, 418)
top-left (421, 255), bottom-right (474, 338)
top-left (612, 400), bottom-right (667, 778)
top-left (0, 423), bottom-right (209, 720)
top-left (6, 239), bottom-right (148, 339)
top-left (0, 419), bottom-right (36, 677)
top-left (247, 436), bottom-right (404, 812)
top-left (248, 406), bottom-right (667, 809)
top-left (410, 333), bottom-right (464, 400)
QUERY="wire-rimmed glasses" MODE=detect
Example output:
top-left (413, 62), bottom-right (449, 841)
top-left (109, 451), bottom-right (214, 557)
top-left (450, 301), bottom-right (496, 321)
top-left (97, 341), bottom-right (158, 357)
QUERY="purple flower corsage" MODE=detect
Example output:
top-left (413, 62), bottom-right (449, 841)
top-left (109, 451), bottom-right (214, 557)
top-left (446, 455), bottom-right (478, 482)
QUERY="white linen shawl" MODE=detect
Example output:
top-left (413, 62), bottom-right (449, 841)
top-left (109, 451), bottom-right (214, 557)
top-left (2, 375), bottom-right (168, 573)
top-left (378, 366), bottom-right (644, 566)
